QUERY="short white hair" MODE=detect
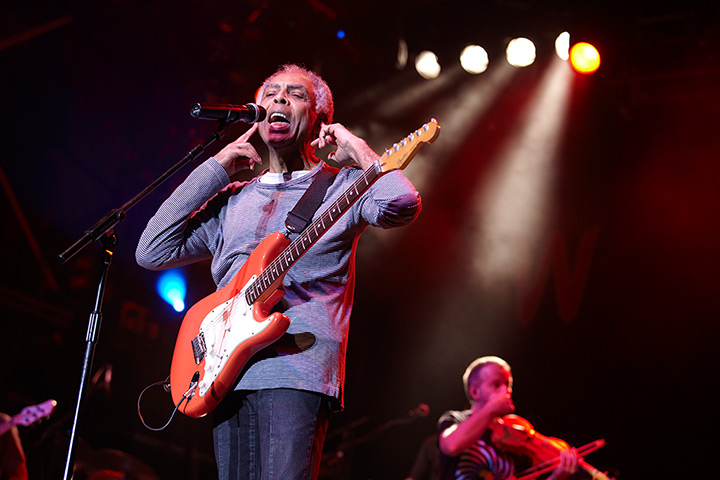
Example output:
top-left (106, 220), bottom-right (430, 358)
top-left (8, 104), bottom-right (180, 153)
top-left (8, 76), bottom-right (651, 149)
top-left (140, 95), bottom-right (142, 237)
top-left (257, 64), bottom-right (334, 124)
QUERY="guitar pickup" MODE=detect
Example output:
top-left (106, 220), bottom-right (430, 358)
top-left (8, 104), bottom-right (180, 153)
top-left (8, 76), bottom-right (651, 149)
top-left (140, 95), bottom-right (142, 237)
top-left (191, 331), bottom-right (207, 365)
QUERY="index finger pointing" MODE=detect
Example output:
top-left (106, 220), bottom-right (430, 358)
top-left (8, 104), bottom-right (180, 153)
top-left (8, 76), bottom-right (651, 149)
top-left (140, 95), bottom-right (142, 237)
top-left (238, 122), bottom-right (259, 143)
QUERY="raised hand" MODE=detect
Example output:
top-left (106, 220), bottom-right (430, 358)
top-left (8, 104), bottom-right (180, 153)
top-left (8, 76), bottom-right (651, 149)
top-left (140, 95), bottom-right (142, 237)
top-left (311, 122), bottom-right (379, 170)
top-left (485, 385), bottom-right (515, 418)
top-left (214, 123), bottom-right (262, 176)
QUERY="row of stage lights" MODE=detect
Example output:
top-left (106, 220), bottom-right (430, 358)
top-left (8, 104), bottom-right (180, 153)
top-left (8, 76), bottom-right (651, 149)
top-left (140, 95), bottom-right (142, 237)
top-left (153, 32), bottom-right (598, 315)
top-left (412, 32), bottom-right (601, 79)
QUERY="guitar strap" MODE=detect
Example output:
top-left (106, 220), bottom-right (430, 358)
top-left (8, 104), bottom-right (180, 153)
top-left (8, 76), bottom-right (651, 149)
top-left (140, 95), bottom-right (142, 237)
top-left (285, 164), bottom-right (340, 234)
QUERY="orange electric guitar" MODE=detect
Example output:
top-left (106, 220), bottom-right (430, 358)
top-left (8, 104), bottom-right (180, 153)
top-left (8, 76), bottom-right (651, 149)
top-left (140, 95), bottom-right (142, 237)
top-left (169, 119), bottom-right (440, 418)
top-left (0, 399), bottom-right (57, 437)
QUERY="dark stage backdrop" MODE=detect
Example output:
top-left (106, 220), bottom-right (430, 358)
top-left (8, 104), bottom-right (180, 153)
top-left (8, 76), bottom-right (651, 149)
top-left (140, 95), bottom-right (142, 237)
top-left (1, 2), bottom-right (718, 479)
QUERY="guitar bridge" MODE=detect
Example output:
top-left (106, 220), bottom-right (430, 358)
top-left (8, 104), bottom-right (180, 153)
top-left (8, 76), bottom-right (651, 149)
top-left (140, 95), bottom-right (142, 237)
top-left (191, 332), bottom-right (207, 365)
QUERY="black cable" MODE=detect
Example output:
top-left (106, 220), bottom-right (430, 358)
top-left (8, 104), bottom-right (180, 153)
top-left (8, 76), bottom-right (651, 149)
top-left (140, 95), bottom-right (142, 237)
top-left (137, 375), bottom-right (196, 431)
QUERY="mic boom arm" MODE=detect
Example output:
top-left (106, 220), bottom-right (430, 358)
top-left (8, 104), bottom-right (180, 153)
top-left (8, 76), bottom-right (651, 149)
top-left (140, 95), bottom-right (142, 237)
top-left (190, 103), bottom-right (267, 124)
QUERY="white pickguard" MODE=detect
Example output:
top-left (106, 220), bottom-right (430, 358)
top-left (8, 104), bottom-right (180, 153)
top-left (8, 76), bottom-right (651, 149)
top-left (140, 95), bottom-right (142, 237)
top-left (196, 275), bottom-right (274, 397)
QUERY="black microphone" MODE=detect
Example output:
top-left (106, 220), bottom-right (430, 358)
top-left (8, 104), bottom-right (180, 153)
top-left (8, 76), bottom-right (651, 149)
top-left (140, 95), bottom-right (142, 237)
top-left (190, 103), bottom-right (267, 123)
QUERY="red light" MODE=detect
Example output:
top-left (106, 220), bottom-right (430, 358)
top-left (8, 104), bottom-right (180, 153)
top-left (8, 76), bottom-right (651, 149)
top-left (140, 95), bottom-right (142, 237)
top-left (569, 42), bottom-right (600, 74)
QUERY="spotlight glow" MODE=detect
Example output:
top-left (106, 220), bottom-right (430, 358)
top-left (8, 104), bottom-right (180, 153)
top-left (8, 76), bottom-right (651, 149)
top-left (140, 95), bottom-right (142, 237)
top-left (555, 32), bottom-right (570, 60)
top-left (415, 50), bottom-right (441, 79)
top-left (460, 45), bottom-right (489, 74)
top-left (474, 59), bottom-right (573, 287)
top-left (506, 37), bottom-right (536, 67)
top-left (396, 37), bottom-right (409, 69)
top-left (569, 42), bottom-right (601, 74)
top-left (156, 270), bottom-right (187, 312)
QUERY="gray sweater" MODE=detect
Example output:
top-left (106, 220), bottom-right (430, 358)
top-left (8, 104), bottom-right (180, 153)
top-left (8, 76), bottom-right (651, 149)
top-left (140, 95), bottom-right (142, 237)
top-left (136, 158), bottom-right (421, 407)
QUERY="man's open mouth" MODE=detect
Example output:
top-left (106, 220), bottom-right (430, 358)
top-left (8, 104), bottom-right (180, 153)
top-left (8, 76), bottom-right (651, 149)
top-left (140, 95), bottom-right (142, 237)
top-left (269, 112), bottom-right (290, 124)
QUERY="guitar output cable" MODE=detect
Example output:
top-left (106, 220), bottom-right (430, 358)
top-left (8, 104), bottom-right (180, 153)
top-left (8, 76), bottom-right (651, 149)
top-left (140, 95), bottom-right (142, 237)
top-left (137, 372), bottom-right (199, 431)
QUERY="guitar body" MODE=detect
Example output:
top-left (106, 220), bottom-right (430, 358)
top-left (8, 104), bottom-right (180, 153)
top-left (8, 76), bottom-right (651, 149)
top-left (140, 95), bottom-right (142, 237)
top-left (169, 232), bottom-right (292, 418)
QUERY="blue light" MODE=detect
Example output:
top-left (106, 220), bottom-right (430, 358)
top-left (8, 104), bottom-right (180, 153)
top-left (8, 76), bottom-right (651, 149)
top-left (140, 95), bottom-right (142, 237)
top-left (336, 29), bottom-right (346, 39)
top-left (156, 270), bottom-right (187, 312)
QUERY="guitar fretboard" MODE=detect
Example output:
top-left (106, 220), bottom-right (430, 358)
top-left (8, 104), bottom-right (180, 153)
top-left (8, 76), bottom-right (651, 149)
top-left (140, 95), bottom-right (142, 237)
top-left (244, 163), bottom-right (380, 305)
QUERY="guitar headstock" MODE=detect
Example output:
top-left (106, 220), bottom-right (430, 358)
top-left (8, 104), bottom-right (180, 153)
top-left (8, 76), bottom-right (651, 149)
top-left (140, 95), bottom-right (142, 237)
top-left (378, 118), bottom-right (441, 173)
top-left (16, 399), bottom-right (57, 427)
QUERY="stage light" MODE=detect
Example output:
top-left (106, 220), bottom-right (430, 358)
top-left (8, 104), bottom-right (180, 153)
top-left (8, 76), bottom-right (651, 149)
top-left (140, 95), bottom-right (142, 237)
top-left (555, 32), bottom-right (570, 60)
top-left (156, 270), bottom-right (187, 312)
top-left (460, 45), bottom-right (489, 74)
top-left (506, 37), bottom-right (536, 67)
top-left (569, 42), bottom-right (600, 74)
top-left (396, 37), bottom-right (409, 69)
top-left (415, 50), bottom-right (441, 79)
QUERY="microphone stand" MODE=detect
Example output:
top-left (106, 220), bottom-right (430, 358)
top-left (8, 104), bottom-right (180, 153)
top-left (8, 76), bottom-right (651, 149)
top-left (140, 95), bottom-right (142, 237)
top-left (321, 406), bottom-right (428, 478)
top-left (58, 121), bottom-right (228, 480)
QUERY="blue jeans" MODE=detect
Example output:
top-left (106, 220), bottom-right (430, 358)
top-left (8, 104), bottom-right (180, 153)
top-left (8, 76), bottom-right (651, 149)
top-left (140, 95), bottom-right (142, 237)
top-left (212, 389), bottom-right (331, 480)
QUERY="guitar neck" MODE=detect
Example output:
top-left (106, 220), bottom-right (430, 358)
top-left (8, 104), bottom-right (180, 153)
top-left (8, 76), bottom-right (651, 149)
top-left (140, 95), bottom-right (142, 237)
top-left (0, 412), bottom-right (23, 437)
top-left (0, 419), bottom-right (14, 437)
top-left (245, 163), bottom-right (381, 305)
top-left (242, 118), bottom-right (440, 306)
